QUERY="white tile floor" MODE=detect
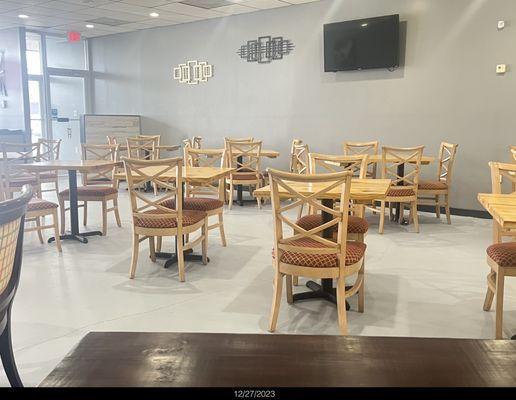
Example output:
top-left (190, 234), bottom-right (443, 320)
top-left (1, 187), bottom-right (515, 386)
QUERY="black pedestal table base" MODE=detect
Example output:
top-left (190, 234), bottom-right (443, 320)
top-left (48, 230), bottom-right (102, 244)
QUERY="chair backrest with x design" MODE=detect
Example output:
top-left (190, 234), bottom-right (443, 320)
top-left (183, 136), bottom-right (202, 149)
top-left (81, 144), bottom-right (119, 187)
top-left (269, 169), bottom-right (352, 270)
top-left (343, 141), bottom-right (379, 178)
top-left (510, 145), bottom-right (516, 163)
top-left (290, 140), bottom-right (309, 175)
top-left (123, 157), bottom-right (183, 232)
top-left (37, 138), bottom-right (61, 161)
top-left (184, 147), bottom-right (226, 198)
top-left (436, 142), bottom-right (459, 186)
top-left (490, 162), bottom-right (516, 195)
top-left (309, 153), bottom-right (368, 179)
top-left (381, 146), bottom-right (424, 193)
top-left (126, 136), bottom-right (160, 161)
top-left (227, 140), bottom-right (262, 179)
top-left (0, 143), bottom-right (40, 198)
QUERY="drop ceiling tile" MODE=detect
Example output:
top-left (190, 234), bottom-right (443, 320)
top-left (0, 1), bottom-right (25, 12)
top-left (179, 0), bottom-right (234, 9)
top-left (214, 4), bottom-right (257, 15)
top-left (98, 2), bottom-right (157, 16)
top-left (156, 2), bottom-right (225, 18)
top-left (57, 0), bottom-right (116, 6)
top-left (39, 1), bottom-right (93, 12)
top-left (240, 0), bottom-right (289, 9)
top-left (120, 0), bottom-right (173, 6)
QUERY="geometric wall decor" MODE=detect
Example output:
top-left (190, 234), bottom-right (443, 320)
top-left (173, 60), bottom-right (213, 85)
top-left (237, 36), bottom-right (294, 64)
top-left (0, 50), bottom-right (7, 97)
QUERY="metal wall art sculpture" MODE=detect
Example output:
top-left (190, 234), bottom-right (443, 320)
top-left (237, 36), bottom-right (294, 64)
top-left (173, 60), bottom-right (213, 85)
top-left (0, 50), bottom-right (7, 97)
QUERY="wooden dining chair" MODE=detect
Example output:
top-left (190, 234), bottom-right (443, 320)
top-left (37, 138), bottom-right (61, 197)
top-left (126, 136), bottom-right (161, 194)
top-left (0, 143), bottom-right (41, 198)
top-left (376, 146), bottom-right (424, 234)
top-left (417, 142), bottom-right (459, 224)
top-left (343, 141), bottom-right (379, 179)
top-left (123, 157), bottom-right (208, 281)
top-left (483, 162), bottom-right (516, 339)
top-left (183, 136), bottom-right (202, 150)
top-left (290, 140), bottom-right (309, 219)
top-left (160, 147), bottom-right (227, 247)
top-left (226, 140), bottom-right (263, 209)
top-left (0, 184), bottom-right (32, 387)
top-left (58, 144), bottom-right (121, 237)
top-left (511, 145), bottom-right (516, 162)
top-left (0, 145), bottom-right (61, 252)
top-left (107, 136), bottom-right (128, 189)
top-left (268, 169), bottom-right (366, 335)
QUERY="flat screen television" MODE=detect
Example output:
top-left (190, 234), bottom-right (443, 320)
top-left (324, 14), bottom-right (400, 72)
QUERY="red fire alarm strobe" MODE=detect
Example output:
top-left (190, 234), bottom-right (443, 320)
top-left (67, 31), bottom-right (81, 43)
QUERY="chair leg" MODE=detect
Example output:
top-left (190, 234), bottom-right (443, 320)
top-left (445, 193), bottom-right (451, 225)
top-left (218, 212), bottom-right (227, 247)
top-left (153, 183), bottom-right (158, 196)
top-left (255, 184), bottom-right (262, 210)
top-left (336, 275), bottom-right (348, 335)
top-left (149, 237), bottom-right (156, 262)
top-left (156, 236), bottom-right (162, 253)
top-left (495, 268), bottom-right (505, 339)
top-left (268, 270), bottom-right (283, 333)
top-left (101, 200), bottom-right (107, 236)
top-left (379, 201), bottom-right (385, 234)
top-left (293, 276), bottom-right (299, 286)
top-left (59, 197), bottom-right (65, 235)
top-left (52, 210), bottom-right (62, 253)
top-left (358, 261), bottom-right (365, 313)
top-left (129, 233), bottom-right (139, 279)
top-left (228, 182), bottom-right (234, 210)
top-left (177, 235), bottom-right (186, 282)
top-left (113, 198), bottom-right (122, 228)
top-left (35, 217), bottom-right (44, 244)
top-left (202, 219), bottom-right (208, 265)
top-left (286, 275), bottom-right (293, 304)
top-left (83, 201), bottom-right (88, 226)
top-left (0, 306), bottom-right (23, 387)
top-left (483, 273), bottom-right (495, 311)
top-left (435, 195), bottom-right (441, 218)
top-left (412, 201), bottom-right (419, 233)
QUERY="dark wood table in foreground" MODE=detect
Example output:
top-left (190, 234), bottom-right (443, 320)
top-left (40, 332), bottom-right (516, 387)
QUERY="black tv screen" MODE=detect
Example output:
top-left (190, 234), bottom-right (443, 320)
top-left (324, 14), bottom-right (400, 72)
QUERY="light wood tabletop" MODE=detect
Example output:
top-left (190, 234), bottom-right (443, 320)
top-left (254, 178), bottom-right (391, 202)
top-left (20, 160), bottom-right (121, 173)
top-left (118, 166), bottom-right (234, 184)
top-left (478, 193), bottom-right (516, 230)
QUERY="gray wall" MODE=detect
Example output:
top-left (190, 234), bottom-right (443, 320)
top-left (0, 28), bottom-right (25, 131)
top-left (91, 0), bottom-right (516, 210)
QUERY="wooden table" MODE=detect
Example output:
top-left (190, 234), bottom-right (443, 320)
top-left (367, 154), bottom-right (435, 165)
top-left (117, 144), bottom-right (181, 153)
top-left (21, 160), bottom-right (120, 244)
top-left (255, 179), bottom-right (390, 306)
top-left (127, 166), bottom-right (234, 268)
top-left (40, 331), bottom-right (516, 387)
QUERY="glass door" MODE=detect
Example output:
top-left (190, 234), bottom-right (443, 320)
top-left (28, 79), bottom-right (45, 141)
top-left (48, 75), bottom-right (85, 160)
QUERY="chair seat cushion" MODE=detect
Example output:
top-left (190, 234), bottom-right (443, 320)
top-left (387, 187), bottom-right (416, 197)
top-left (418, 180), bottom-right (448, 190)
top-left (9, 175), bottom-right (38, 187)
top-left (134, 209), bottom-right (206, 229)
top-left (276, 238), bottom-right (366, 268)
top-left (27, 198), bottom-right (58, 212)
top-left (160, 197), bottom-right (224, 212)
top-left (296, 214), bottom-right (369, 234)
top-left (59, 186), bottom-right (118, 198)
top-left (231, 169), bottom-right (262, 181)
top-left (487, 242), bottom-right (516, 267)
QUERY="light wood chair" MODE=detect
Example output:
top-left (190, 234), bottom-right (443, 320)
top-left (226, 140), bottom-right (263, 209)
top-left (0, 143), bottom-right (41, 198)
top-left (37, 138), bottom-right (61, 197)
top-left (289, 140), bottom-right (310, 219)
top-left (0, 150), bottom-right (61, 253)
top-left (126, 136), bottom-right (161, 194)
top-left (123, 157), bottom-right (208, 281)
top-left (489, 162), bottom-right (516, 243)
top-left (376, 146), bottom-right (424, 234)
top-left (343, 141), bottom-right (379, 179)
top-left (418, 142), bottom-right (459, 224)
top-left (58, 144), bottom-right (121, 237)
top-left (511, 145), bottom-right (516, 163)
top-left (183, 136), bottom-right (202, 150)
top-left (160, 147), bottom-right (227, 247)
top-left (483, 162), bottom-right (516, 339)
top-left (0, 184), bottom-right (32, 387)
top-left (267, 169), bottom-right (366, 335)
top-left (107, 136), bottom-right (127, 189)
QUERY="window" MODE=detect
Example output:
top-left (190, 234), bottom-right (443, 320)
top-left (28, 80), bottom-right (43, 140)
top-left (46, 35), bottom-right (87, 70)
top-left (26, 32), bottom-right (42, 75)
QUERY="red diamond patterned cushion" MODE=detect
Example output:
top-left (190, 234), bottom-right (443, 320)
top-left (487, 242), bottom-right (516, 267)
top-left (27, 198), bottom-right (58, 212)
top-left (60, 186), bottom-right (118, 198)
top-left (134, 209), bottom-right (206, 229)
top-left (296, 214), bottom-right (369, 234)
top-left (387, 187), bottom-right (416, 197)
top-left (160, 197), bottom-right (224, 212)
top-left (231, 169), bottom-right (262, 181)
top-left (418, 180), bottom-right (448, 190)
top-left (275, 237), bottom-right (366, 268)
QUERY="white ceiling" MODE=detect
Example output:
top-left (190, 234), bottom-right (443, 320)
top-left (0, 0), bottom-right (321, 38)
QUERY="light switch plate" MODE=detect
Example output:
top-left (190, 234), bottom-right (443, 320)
top-left (496, 64), bottom-right (507, 74)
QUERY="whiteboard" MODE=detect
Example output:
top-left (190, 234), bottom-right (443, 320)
top-left (81, 114), bottom-right (141, 144)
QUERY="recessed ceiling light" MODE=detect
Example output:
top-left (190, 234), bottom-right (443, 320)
top-left (85, 24), bottom-right (94, 29)
top-left (18, 14), bottom-right (29, 19)
top-left (149, 12), bottom-right (159, 18)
